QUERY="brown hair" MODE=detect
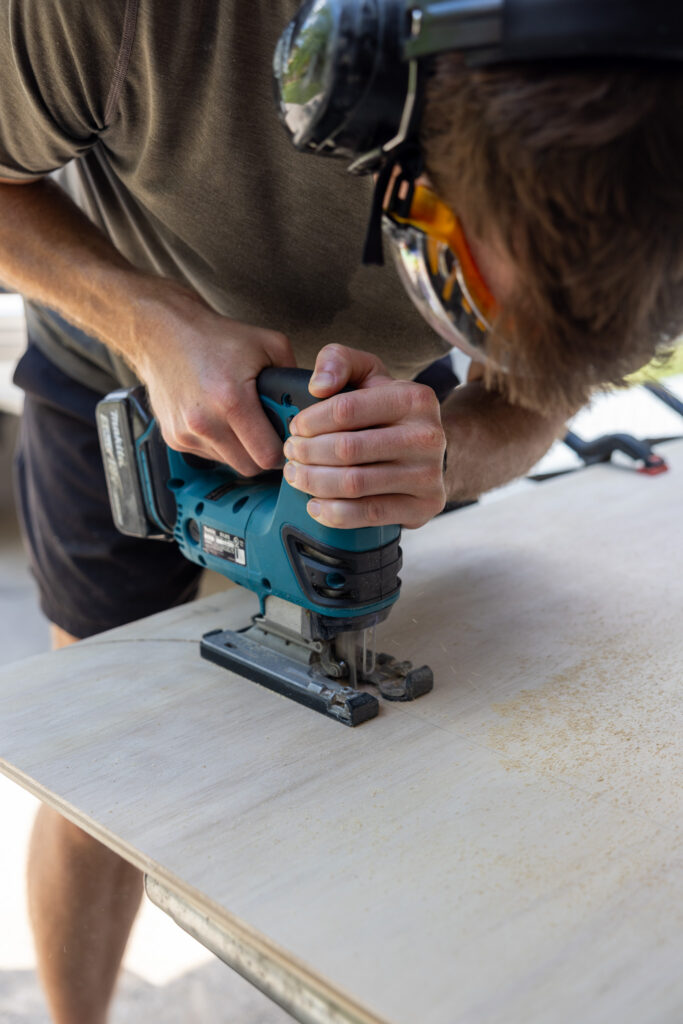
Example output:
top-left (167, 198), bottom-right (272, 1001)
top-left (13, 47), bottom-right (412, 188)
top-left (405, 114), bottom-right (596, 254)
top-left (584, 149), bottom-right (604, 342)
top-left (420, 56), bottom-right (683, 413)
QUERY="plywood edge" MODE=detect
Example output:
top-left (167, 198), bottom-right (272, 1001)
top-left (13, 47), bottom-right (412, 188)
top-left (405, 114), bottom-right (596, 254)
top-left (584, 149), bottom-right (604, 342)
top-left (145, 877), bottom-right (387, 1024)
top-left (0, 757), bottom-right (388, 1024)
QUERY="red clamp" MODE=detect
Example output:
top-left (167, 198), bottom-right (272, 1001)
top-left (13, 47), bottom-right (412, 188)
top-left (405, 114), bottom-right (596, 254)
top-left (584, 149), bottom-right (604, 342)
top-left (638, 456), bottom-right (668, 475)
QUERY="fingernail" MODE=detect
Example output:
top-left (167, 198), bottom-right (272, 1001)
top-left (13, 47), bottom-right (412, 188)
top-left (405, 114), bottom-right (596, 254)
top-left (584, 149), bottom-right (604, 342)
top-left (283, 440), bottom-right (295, 459)
top-left (311, 371), bottom-right (334, 389)
top-left (307, 500), bottom-right (321, 518)
top-left (288, 418), bottom-right (299, 436)
top-left (283, 462), bottom-right (297, 483)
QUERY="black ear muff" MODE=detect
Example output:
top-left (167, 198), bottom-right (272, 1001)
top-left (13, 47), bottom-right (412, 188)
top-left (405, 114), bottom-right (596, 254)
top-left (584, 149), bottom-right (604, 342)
top-left (273, 0), bottom-right (415, 166)
top-left (275, 0), bottom-right (683, 173)
top-left (406, 0), bottom-right (683, 63)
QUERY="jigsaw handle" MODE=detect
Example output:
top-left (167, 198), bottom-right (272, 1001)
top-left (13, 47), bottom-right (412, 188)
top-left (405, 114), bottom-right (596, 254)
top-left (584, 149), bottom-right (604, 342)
top-left (257, 367), bottom-right (349, 442)
top-left (257, 366), bottom-right (318, 413)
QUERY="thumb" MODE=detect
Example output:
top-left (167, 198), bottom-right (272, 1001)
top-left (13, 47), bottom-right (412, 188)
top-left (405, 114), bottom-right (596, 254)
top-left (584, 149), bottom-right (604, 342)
top-left (309, 344), bottom-right (389, 397)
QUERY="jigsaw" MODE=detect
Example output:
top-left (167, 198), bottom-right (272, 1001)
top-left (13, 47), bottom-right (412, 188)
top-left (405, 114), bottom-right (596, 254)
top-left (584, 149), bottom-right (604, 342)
top-left (96, 368), bottom-right (433, 726)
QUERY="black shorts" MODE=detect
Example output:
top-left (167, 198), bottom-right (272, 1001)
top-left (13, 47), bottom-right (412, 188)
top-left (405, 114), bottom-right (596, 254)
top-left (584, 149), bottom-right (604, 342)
top-left (13, 344), bottom-right (202, 639)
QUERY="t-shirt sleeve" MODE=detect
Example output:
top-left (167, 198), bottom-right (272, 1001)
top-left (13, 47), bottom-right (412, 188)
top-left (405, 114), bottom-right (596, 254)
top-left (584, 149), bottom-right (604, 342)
top-left (0, 0), bottom-right (127, 178)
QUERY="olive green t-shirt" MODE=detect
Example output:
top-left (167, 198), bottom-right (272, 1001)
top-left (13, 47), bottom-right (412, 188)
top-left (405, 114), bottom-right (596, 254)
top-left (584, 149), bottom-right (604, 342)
top-left (0, 0), bottom-right (450, 393)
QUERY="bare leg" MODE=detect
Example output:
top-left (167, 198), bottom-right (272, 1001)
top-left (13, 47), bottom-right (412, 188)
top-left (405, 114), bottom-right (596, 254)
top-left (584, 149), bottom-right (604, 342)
top-left (27, 625), bottom-right (144, 1024)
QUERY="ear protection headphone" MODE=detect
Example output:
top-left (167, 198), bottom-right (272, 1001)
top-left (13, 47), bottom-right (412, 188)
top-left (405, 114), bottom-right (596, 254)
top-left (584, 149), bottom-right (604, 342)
top-left (274, 0), bottom-right (683, 172)
top-left (273, 1), bottom-right (683, 351)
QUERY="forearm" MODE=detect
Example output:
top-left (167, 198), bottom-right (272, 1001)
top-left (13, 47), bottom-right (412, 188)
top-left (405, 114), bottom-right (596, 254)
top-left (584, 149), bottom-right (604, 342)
top-left (0, 178), bottom-right (296, 472)
top-left (441, 381), bottom-right (569, 501)
top-left (0, 178), bottom-right (192, 375)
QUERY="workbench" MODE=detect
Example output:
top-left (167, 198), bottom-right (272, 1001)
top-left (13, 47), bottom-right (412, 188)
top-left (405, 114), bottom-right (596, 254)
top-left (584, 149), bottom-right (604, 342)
top-left (1, 441), bottom-right (681, 1024)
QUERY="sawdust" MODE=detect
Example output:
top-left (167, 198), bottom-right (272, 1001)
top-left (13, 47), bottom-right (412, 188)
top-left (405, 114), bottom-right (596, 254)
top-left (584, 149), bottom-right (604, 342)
top-left (488, 644), bottom-right (682, 829)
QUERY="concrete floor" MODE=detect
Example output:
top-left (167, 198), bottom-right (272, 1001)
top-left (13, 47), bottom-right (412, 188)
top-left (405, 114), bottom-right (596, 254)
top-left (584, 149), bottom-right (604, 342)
top-left (0, 414), bottom-right (292, 1023)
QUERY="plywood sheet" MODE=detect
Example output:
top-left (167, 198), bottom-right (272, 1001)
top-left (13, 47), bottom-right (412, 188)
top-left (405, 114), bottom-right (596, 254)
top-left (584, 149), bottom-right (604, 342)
top-left (1, 442), bottom-right (682, 1024)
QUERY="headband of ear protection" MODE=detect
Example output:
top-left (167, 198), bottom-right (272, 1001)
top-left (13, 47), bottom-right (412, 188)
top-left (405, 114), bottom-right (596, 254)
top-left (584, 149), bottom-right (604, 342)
top-left (273, 0), bottom-right (683, 170)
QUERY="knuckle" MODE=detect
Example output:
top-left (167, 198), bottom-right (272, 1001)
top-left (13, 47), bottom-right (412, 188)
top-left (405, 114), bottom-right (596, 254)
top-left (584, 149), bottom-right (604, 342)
top-left (335, 432), bottom-right (360, 464)
top-left (433, 490), bottom-right (447, 516)
top-left (293, 464), bottom-right (310, 490)
top-left (232, 456), bottom-right (258, 477)
top-left (158, 415), bottom-right (181, 449)
top-left (406, 500), bottom-right (434, 529)
top-left (332, 393), bottom-right (356, 428)
top-left (321, 342), bottom-right (347, 361)
top-left (415, 463), bottom-right (441, 492)
top-left (173, 433), bottom-right (195, 453)
top-left (430, 488), bottom-right (447, 516)
top-left (318, 501), bottom-right (343, 528)
top-left (414, 423), bottom-right (445, 452)
top-left (196, 381), bottom-right (238, 420)
top-left (408, 485), bottom-right (445, 528)
top-left (258, 445), bottom-right (283, 471)
top-left (268, 330), bottom-right (292, 358)
top-left (342, 466), bottom-right (366, 498)
top-left (183, 406), bottom-right (211, 438)
top-left (363, 498), bottom-right (386, 526)
top-left (218, 382), bottom-right (241, 414)
top-left (160, 426), bottom-right (181, 450)
top-left (408, 383), bottom-right (439, 416)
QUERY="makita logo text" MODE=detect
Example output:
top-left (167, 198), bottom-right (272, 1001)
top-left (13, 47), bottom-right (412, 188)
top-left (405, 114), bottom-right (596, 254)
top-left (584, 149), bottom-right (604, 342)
top-left (109, 410), bottom-right (127, 468)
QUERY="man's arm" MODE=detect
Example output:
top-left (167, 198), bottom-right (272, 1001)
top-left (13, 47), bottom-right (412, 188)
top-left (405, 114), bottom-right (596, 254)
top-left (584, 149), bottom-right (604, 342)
top-left (440, 371), bottom-right (569, 503)
top-left (0, 178), bottom-right (293, 476)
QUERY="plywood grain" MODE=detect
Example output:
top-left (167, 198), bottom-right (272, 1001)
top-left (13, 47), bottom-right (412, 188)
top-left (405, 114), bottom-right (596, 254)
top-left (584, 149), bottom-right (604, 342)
top-left (1, 442), bottom-right (682, 1024)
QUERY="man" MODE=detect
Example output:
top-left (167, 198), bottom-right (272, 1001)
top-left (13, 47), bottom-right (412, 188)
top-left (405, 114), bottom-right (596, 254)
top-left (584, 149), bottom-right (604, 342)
top-left (0, 1), bottom-right (682, 1022)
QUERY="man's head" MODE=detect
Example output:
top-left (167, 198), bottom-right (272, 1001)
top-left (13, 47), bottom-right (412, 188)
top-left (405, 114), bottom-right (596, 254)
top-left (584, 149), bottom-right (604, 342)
top-left (420, 56), bottom-right (683, 413)
top-left (275, 2), bottom-right (683, 413)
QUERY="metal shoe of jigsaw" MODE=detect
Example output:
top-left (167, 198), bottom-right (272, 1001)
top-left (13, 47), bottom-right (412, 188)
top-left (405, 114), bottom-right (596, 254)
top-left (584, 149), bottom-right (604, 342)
top-left (96, 368), bottom-right (433, 725)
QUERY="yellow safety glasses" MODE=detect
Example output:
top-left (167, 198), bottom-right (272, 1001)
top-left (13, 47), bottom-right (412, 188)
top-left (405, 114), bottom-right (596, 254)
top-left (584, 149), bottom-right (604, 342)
top-left (383, 184), bottom-right (499, 357)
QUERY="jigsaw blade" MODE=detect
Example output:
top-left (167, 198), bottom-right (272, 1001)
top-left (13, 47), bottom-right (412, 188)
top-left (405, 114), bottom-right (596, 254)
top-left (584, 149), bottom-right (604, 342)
top-left (200, 596), bottom-right (433, 727)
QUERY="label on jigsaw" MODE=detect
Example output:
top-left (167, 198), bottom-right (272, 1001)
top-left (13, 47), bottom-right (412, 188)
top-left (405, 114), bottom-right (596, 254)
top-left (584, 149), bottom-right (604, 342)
top-left (202, 526), bottom-right (247, 565)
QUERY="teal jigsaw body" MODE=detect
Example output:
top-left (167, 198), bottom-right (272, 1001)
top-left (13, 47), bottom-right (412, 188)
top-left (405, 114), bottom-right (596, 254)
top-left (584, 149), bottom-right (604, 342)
top-left (97, 368), bottom-right (403, 624)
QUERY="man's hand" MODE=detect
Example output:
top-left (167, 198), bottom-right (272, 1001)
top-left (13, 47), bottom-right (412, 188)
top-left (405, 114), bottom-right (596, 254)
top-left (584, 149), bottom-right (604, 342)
top-left (133, 284), bottom-right (295, 477)
top-left (0, 180), bottom-right (294, 478)
top-left (283, 344), bottom-right (447, 529)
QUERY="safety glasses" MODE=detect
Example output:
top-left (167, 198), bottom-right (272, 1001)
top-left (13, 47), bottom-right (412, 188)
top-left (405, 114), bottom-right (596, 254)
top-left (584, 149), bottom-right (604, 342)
top-left (383, 184), bottom-right (499, 358)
